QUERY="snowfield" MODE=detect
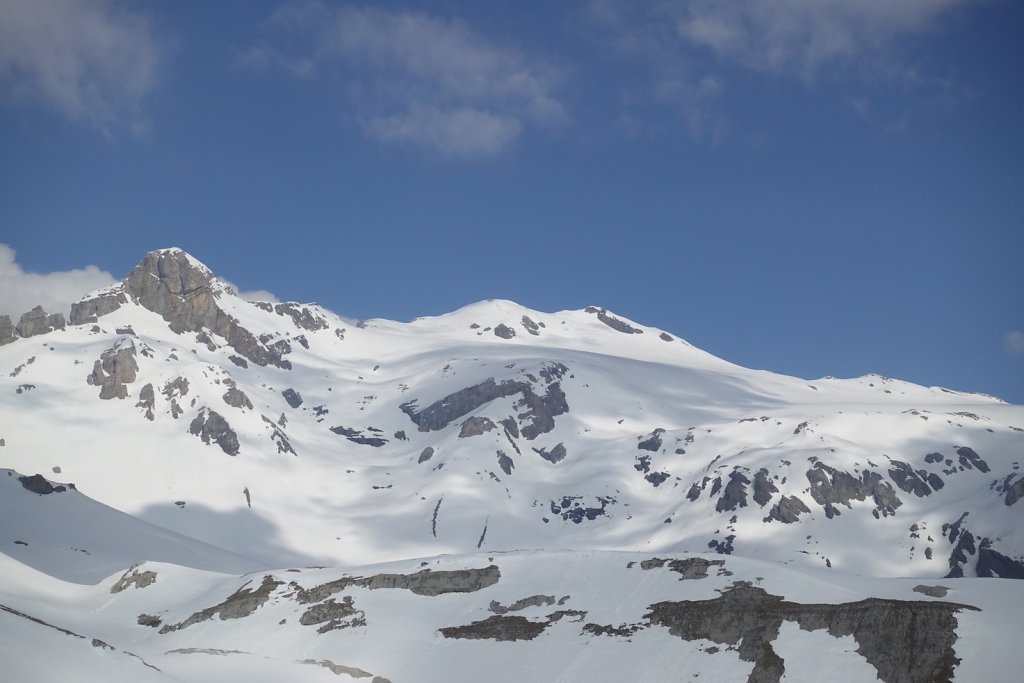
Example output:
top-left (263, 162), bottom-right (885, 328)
top-left (0, 248), bottom-right (1021, 682)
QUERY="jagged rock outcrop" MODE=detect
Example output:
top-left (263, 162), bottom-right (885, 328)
top-left (15, 306), bottom-right (65, 338)
top-left (806, 462), bottom-right (902, 519)
top-left (459, 416), bottom-right (496, 438)
top-left (71, 249), bottom-right (290, 369)
top-left (643, 581), bottom-right (977, 683)
top-left (223, 386), bottom-right (253, 410)
top-left (86, 345), bottom-right (138, 400)
top-left (0, 315), bottom-right (18, 345)
top-left (189, 408), bottom-right (240, 455)
top-left (585, 306), bottom-right (642, 334)
top-left (764, 495), bottom-right (811, 524)
top-left (136, 383), bottom-right (155, 420)
top-left (400, 363), bottom-right (569, 440)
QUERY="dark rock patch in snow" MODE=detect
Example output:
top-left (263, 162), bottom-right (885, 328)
top-left (956, 447), bottom-right (989, 473)
top-left (639, 557), bottom-right (725, 580)
top-left (222, 387), bottom-right (253, 410)
top-left (764, 495), bottom-right (811, 524)
top-left (87, 344), bottom-right (138, 400)
top-left (330, 426), bottom-right (388, 447)
top-left (645, 581), bottom-right (978, 683)
top-left (282, 388), bottom-right (303, 408)
top-left (111, 563), bottom-right (158, 593)
top-left (638, 428), bottom-right (664, 452)
top-left (585, 306), bottom-right (643, 334)
top-left (418, 447), bottom-right (435, 464)
top-left (493, 324), bottom-right (516, 339)
top-left (459, 416), bottom-right (496, 438)
top-left (753, 468), bottom-right (778, 507)
top-left (189, 408), bottom-right (240, 455)
top-left (534, 443), bottom-right (567, 464)
top-left (716, 471), bottom-right (750, 512)
top-left (160, 575), bottom-right (283, 632)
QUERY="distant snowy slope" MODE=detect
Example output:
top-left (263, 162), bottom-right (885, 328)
top-left (0, 247), bottom-right (1021, 580)
top-left (0, 470), bottom-right (266, 582)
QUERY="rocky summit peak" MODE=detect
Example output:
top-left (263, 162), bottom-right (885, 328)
top-left (69, 248), bottom-right (291, 369)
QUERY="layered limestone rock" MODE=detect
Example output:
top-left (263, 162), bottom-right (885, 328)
top-left (0, 315), bottom-right (16, 345)
top-left (86, 345), bottom-right (139, 400)
top-left (14, 306), bottom-right (65, 338)
top-left (71, 249), bottom-right (290, 369)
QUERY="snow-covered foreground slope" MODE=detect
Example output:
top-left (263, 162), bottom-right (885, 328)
top-left (1, 247), bottom-right (1022, 681)
top-left (1, 549), bottom-right (1022, 683)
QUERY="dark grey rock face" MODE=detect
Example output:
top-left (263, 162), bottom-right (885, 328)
top-left (330, 426), bottom-right (388, 447)
top-left (1004, 475), bottom-right (1024, 506)
top-left (549, 495), bottom-right (616, 523)
top-left (752, 469), bottom-right (778, 506)
top-left (956, 447), bottom-right (989, 473)
top-left (87, 345), bottom-right (138, 400)
top-left (291, 566), bottom-right (501, 604)
top-left (418, 447), bottom-right (435, 463)
top-left (459, 416), bottom-right (496, 438)
top-left (889, 460), bottom-right (943, 497)
top-left (14, 306), bottom-right (65, 338)
top-left (222, 387), bottom-right (253, 410)
top-left (764, 495), bottom-right (811, 524)
top-left (160, 575), bottom-right (283, 633)
top-left (805, 462), bottom-right (902, 519)
top-left (77, 250), bottom-right (290, 369)
top-left (282, 388), bottom-right (303, 408)
top-left (497, 451), bottom-right (514, 475)
top-left (189, 408), bottom-right (240, 455)
top-left (0, 315), bottom-right (18, 345)
top-left (18, 474), bottom-right (64, 495)
top-left (401, 363), bottom-right (569, 440)
top-left (440, 609), bottom-right (586, 642)
top-left (273, 303), bottom-right (329, 331)
top-left (521, 316), bottom-right (541, 335)
top-left (976, 542), bottom-right (1024, 579)
top-left (489, 595), bottom-right (560, 614)
top-left (70, 290), bottom-right (127, 324)
top-left (638, 428), bottom-right (664, 452)
top-left (162, 376), bottom-right (189, 400)
top-left (493, 324), bottom-right (516, 339)
top-left (534, 443), bottom-right (567, 464)
top-left (644, 581), bottom-right (977, 683)
top-left (136, 383), bottom-right (155, 420)
top-left (260, 415), bottom-right (295, 455)
top-left (110, 564), bottom-right (158, 593)
top-left (299, 596), bottom-right (366, 633)
top-left (638, 557), bottom-right (726, 580)
top-left (585, 306), bottom-right (643, 334)
top-left (716, 471), bottom-right (751, 512)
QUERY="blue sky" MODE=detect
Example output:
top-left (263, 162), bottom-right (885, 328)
top-left (1, 0), bottom-right (1021, 402)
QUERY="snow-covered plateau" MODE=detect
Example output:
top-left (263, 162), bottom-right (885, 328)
top-left (1, 247), bottom-right (1021, 682)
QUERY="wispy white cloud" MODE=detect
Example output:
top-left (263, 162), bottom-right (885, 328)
top-left (1005, 331), bottom-right (1024, 357)
top-left (0, 243), bottom-right (118, 320)
top-left (584, 0), bottom-right (974, 139)
top-left (667, 0), bottom-right (973, 80)
top-left (244, 2), bottom-right (565, 158)
top-left (0, 0), bottom-right (163, 132)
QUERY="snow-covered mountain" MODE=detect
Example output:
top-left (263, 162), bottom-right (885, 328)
top-left (1, 247), bottom-right (1022, 682)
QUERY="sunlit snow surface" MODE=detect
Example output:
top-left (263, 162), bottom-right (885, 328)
top-left (1, 253), bottom-right (1023, 681)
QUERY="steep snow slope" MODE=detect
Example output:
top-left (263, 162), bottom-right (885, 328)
top-left (1, 248), bottom-right (1021, 580)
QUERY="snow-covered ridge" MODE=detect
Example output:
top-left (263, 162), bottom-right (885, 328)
top-left (2, 247), bottom-right (1023, 681)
